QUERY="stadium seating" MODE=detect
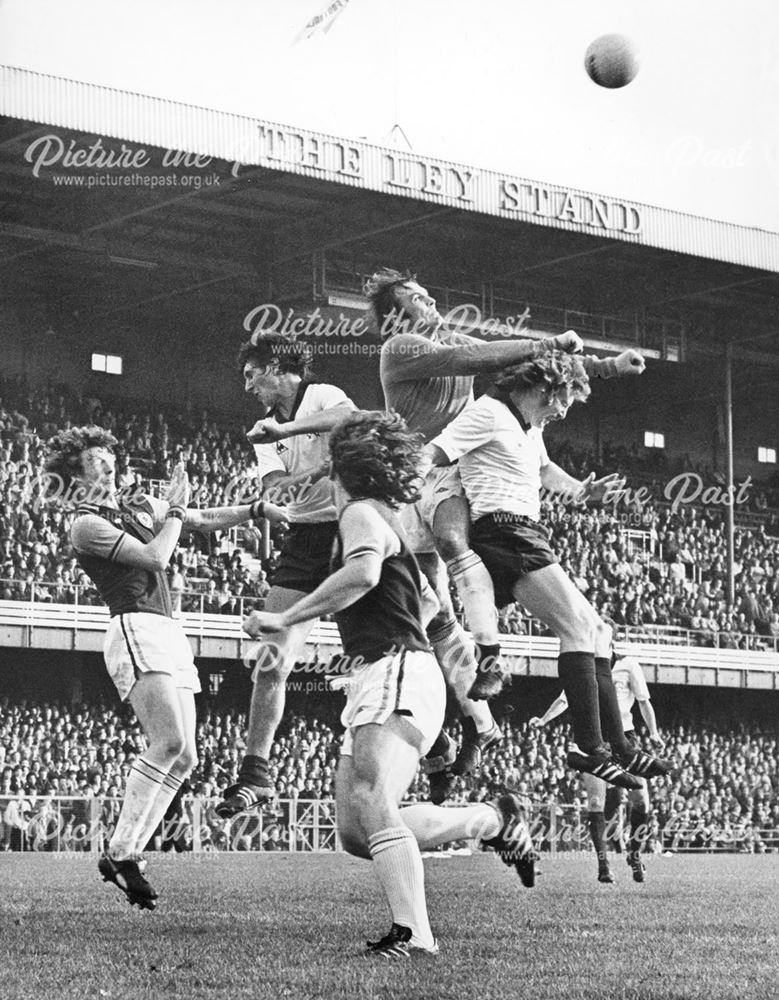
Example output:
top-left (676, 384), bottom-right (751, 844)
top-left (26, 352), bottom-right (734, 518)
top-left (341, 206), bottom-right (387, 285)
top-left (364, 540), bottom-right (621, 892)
top-left (2, 373), bottom-right (778, 649)
top-left (1, 697), bottom-right (777, 852)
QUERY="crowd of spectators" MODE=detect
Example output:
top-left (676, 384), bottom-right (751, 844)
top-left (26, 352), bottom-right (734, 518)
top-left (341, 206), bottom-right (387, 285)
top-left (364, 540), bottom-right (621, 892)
top-left (2, 697), bottom-right (778, 853)
top-left (2, 373), bottom-right (779, 647)
top-left (0, 374), bottom-right (280, 612)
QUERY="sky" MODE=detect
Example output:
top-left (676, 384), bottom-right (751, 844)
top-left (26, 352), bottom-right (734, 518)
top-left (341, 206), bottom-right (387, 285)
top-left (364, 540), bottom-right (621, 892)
top-left (1, 0), bottom-right (778, 230)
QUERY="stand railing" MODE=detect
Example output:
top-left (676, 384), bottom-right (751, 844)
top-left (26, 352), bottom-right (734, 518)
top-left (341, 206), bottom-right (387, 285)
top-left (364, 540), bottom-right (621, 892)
top-left (1, 796), bottom-right (775, 855)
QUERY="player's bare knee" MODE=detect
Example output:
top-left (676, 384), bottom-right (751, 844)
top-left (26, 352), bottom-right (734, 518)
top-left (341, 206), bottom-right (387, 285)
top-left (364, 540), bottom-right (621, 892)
top-left (174, 744), bottom-right (197, 776)
top-left (338, 824), bottom-right (370, 860)
top-left (154, 730), bottom-right (187, 764)
top-left (253, 660), bottom-right (291, 689)
top-left (433, 526), bottom-right (468, 562)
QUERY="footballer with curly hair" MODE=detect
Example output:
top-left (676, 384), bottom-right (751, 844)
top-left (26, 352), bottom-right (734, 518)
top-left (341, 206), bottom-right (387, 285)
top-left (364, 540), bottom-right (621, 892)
top-left (365, 265), bottom-right (646, 801)
top-left (245, 410), bottom-right (534, 957)
top-left (44, 425), bottom-right (285, 909)
top-left (426, 353), bottom-right (672, 791)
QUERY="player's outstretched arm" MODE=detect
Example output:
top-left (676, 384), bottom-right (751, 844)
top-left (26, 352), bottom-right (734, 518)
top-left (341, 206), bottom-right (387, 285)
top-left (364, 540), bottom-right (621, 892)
top-left (583, 349), bottom-right (645, 380)
top-left (529, 692), bottom-right (569, 728)
top-left (541, 463), bottom-right (625, 504)
top-left (182, 499), bottom-right (288, 533)
top-left (243, 503), bottom-right (395, 633)
top-left (247, 402), bottom-right (354, 443)
top-left (383, 330), bottom-right (583, 382)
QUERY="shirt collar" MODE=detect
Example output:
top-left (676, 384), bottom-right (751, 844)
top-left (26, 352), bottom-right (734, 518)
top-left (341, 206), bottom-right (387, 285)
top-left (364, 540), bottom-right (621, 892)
top-left (274, 380), bottom-right (308, 423)
top-left (487, 386), bottom-right (532, 432)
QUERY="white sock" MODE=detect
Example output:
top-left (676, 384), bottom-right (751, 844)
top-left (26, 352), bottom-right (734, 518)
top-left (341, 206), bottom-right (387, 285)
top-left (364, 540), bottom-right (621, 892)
top-left (368, 826), bottom-right (435, 950)
top-left (446, 550), bottom-right (500, 645)
top-left (109, 756), bottom-right (167, 861)
top-left (429, 621), bottom-right (495, 734)
top-left (429, 619), bottom-right (477, 704)
top-left (400, 803), bottom-right (500, 850)
top-left (133, 773), bottom-right (185, 855)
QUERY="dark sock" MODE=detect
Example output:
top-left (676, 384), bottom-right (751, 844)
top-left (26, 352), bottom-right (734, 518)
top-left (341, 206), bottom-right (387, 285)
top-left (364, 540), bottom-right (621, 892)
top-left (604, 786), bottom-right (623, 824)
top-left (558, 651), bottom-right (603, 754)
top-left (587, 810), bottom-right (608, 861)
top-left (475, 642), bottom-right (502, 672)
top-left (629, 806), bottom-right (649, 857)
top-left (604, 786), bottom-right (624, 852)
top-left (595, 657), bottom-right (631, 755)
top-left (238, 754), bottom-right (269, 786)
top-left (460, 717), bottom-right (478, 746)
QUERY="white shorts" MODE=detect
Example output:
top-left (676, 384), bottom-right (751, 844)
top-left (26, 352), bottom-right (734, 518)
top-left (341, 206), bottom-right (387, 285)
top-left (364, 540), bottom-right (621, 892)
top-left (104, 612), bottom-right (201, 702)
top-left (398, 464), bottom-right (465, 553)
top-left (340, 649), bottom-right (445, 758)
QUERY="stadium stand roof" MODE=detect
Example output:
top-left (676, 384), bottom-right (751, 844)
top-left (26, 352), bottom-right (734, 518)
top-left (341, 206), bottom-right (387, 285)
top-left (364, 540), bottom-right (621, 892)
top-left (1, 64), bottom-right (778, 362)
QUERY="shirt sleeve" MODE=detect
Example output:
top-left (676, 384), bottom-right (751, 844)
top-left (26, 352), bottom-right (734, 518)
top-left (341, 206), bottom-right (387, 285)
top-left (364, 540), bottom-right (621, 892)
top-left (339, 503), bottom-right (398, 564)
top-left (253, 442), bottom-right (287, 480)
top-left (381, 332), bottom-right (542, 383)
top-left (305, 383), bottom-right (356, 410)
top-left (625, 658), bottom-right (651, 701)
top-left (70, 514), bottom-right (128, 563)
top-left (430, 399), bottom-right (497, 462)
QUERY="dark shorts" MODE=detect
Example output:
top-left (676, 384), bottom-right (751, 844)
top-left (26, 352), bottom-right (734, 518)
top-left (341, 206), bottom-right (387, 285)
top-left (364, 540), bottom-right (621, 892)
top-left (271, 521), bottom-right (338, 594)
top-left (470, 512), bottom-right (557, 609)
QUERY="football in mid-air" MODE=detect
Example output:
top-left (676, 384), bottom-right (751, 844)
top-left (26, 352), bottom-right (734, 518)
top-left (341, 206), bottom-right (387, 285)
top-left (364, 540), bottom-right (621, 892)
top-left (584, 34), bottom-right (639, 89)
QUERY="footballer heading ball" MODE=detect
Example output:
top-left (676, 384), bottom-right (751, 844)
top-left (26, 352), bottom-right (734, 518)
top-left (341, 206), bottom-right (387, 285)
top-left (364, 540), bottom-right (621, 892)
top-left (584, 34), bottom-right (639, 89)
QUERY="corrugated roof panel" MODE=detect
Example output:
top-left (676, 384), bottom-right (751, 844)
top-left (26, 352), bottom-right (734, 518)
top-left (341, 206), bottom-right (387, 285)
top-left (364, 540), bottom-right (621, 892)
top-left (2, 64), bottom-right (778, 272)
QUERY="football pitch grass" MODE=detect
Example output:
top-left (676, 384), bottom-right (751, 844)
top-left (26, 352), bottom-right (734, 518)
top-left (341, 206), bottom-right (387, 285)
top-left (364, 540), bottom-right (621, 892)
top-left (2, 852), bottom-right (777, 1000)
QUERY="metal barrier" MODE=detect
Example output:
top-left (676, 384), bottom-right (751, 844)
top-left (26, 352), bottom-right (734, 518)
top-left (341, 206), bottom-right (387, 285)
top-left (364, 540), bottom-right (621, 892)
top-left (1, 582), bottom-right (777, 655)
top-left (2, 796), bottom-right (775, 855)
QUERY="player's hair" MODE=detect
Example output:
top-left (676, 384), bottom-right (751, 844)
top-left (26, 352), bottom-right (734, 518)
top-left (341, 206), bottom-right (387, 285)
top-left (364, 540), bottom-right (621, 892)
top-left (363, 266), bottom-right (416, 337)
top-left (237, 331), bottom-right (313, 379)
top-left (329, 410), bottom-right (423, 508)
top-left (44, 426), bottom-right (118, 487)
top-left (494, 351), bottom-right (591, 402)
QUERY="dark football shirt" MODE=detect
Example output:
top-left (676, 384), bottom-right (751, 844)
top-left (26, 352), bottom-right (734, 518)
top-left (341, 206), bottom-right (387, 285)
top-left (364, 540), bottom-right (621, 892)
top-left (71, 494), bottom-right (173, 618)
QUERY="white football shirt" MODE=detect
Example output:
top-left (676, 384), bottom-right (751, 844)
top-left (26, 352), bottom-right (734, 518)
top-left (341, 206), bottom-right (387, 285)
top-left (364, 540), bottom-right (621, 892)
top-left (611, 656), bottom-right (651, 733)
top-left (430, 393), bottom-right (549, 521)
top-left (253, 382), bottom-right (354, 523)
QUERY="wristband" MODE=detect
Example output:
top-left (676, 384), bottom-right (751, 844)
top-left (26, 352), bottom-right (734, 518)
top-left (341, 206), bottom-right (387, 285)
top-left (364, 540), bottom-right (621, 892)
top-left (250, 500), bottom-right (265, 521)
top-left (537, 337), bottom-right (558, 355)
top-left (166, 506), bottom-right (185, 521)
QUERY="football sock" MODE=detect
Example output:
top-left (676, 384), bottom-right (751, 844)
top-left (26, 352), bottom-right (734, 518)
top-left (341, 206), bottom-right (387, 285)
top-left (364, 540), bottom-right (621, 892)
top-left (628, 805), bottom-right (649, 857)
top-left (237, 753), bottom-right (270, 787)
top-left (446, 551), bottom-right (501, 647)
top-left (109, 755), bottom-right (167, 861)
top-left (460, 714), bottom-right (497, 746)
top-left (587, 809), bottom-right (608, 861)
top-left (428, 618), bottom-right (477, 705)
top-left (400, 802), bottom-right (500, 850)
top-left (368, 826), bottom-right (435, 949)
top-left (595, 657), bottom-right (631, 754)
top-left (136, 773), bottom-right (184, 854)
top-left (557, 651), bottom-right (603, 754)
top-left (604, 786), bottom-right (624, 852)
